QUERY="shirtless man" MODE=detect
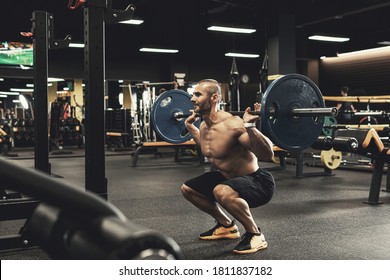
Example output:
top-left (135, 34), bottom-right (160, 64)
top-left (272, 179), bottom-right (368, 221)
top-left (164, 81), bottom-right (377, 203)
top-left (181, 79), bottom-right (275, 254)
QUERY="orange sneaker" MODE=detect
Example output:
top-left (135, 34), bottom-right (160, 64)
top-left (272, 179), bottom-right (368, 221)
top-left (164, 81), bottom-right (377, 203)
top-left (199, 220), bottom-right (240, 240)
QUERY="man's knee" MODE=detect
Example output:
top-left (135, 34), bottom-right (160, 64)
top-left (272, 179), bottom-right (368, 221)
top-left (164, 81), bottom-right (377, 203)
top-left (181, 184), bottom-right (192, 198)
top-left (213, 184), bottom-right (235, 205)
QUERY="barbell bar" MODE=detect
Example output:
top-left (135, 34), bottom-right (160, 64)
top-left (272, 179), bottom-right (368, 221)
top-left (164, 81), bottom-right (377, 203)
top-left (174, 107), bottom-right (338, 120)
top-left (135, 81), bottom-right (177, 86)
top-left (342, 110), bottom-right (386, 117)
top-left (150, 74), bottom-right (338, 151)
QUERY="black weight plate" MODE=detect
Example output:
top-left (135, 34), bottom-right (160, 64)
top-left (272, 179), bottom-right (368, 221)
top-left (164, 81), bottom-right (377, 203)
top-left (261, 74), bottom-right (324, 151)
top-left (151, 89), bottom-right (200, 143)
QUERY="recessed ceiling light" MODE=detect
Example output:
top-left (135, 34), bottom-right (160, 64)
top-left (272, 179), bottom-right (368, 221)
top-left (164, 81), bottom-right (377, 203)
top-left (10, 88), bottom-right (34, 92)
top-left (69, 43), bottom-right (85, 48)
top-left (337, 46), bottom-right (390, 56)
top-left (208, 26), bottom-right (256, 34)
top-left (0, 91), bottom-right (19, 95)
top-left (377, 41), bottom-right (390, 45)
top-left (225, 52), bottom-right (259, 58)
top-left (120, 19), bottom-right (144, 25)
top-left (139, 48), bottom-right (179, 53)
top-left (309, 35), bottom-right (350, 42)
top-left (48, 78), bottom-right (65, 82)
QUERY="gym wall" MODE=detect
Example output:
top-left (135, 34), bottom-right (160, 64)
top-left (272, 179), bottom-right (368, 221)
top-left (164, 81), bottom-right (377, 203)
top-left (319, 47), bottom-right (390, 96)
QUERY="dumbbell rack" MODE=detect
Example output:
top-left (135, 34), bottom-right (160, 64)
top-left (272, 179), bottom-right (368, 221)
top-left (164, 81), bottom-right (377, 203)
top-left (105, 108), bottom-right (133, 149)
top-left (57, 117), bottom-right (83, 148)
top-left (12, 118), bottom-right (35, 148)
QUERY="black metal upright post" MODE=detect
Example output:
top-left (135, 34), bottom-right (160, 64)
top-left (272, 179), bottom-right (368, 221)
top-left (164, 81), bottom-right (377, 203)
top-left (366, 157), bottom-right (384, 205)
top-left (84, 3), bottom-right (107, 198)
top-left (228, 58), bottom-right (240, 111)
top-left (32, 11), bottom-right (50, 174)
top-left (259, 50), bottom-right (269, 100)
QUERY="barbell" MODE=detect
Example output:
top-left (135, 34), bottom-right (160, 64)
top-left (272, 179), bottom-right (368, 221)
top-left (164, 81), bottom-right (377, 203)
top-left (150, 74), bottom-right (338, 151)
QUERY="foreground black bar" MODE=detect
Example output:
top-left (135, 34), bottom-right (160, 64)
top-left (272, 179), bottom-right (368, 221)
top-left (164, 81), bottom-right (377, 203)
top-left (32, 11), bottom-right (50, 174)
top-left (84, 4), bottom-right (107, 198)
top-left (0, 158), bottom-right (124, 219)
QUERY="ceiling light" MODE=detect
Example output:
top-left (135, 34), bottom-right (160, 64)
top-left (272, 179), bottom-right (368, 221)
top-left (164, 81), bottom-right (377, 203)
top-left (377, 41), bottom-right (390, 45)
top-left (309, 35), bottom-right (350, 42)
top-left (139, 48), bottom-right (179, 53)
top-left (19, 94), bottom-right (29, 109)
top-left (119, 19), bottom-right (144, 25)
top-left (10, 88), bottom-right (34, 92)
top-left (48, 77), bottom-right (65, 82)
top-left (337, 45), bottom-right (390, 57)
top-left (0, 91), bottom-right (19, 95)
top-left (0, 94), bottom-right (7, 98)
top-left (208, 26), bottom-right (256, 34)
top-left (69, 43), bottom-right (85, 48)
top-left (225, 52), bottom-right (259, 58)
top-left (9, 88), bottom-right (34, 92)
top-left (26, 83), bottom-right (52, 87)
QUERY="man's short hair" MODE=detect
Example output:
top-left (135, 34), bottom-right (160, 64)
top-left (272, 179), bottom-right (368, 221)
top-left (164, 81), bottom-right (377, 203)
top-left (197, 79), bottom-right (221, 98)
top-left (341, 86), bottom-right (349, 93)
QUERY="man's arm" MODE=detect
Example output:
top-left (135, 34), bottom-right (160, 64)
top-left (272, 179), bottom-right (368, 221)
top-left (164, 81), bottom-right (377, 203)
top-left (238, 104), bottom-right (274, 161)
top-left (184, 110), bottom-right (201, 145)
top-left (239, 124), bottom-right (274, 161)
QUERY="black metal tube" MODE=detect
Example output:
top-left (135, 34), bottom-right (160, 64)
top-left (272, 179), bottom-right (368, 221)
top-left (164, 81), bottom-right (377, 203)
top-left (332, 137), bottom-right (359, 152)
top-left (0, 158), bottom-right (126, 221)
top-left (311, 135), bottom-right (333, 150)
top-left (366, 157), bottom-right (385, 204)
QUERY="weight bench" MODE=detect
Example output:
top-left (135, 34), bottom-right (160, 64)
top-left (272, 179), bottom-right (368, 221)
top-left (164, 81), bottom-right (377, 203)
top-left (106, 132), bottom-right (129, 150)
top-left (130, 140), bottom-right (203, 166)
top-left (335, 128), bottom-right (389, 204)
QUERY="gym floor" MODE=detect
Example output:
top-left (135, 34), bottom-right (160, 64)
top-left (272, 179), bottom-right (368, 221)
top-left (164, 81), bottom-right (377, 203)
top-left (1, 148), bottom-right (390, 260)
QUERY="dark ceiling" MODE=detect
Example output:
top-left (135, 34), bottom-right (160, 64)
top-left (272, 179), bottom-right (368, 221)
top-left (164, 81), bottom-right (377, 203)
top-left (1, 0), bottom-right (390, 70)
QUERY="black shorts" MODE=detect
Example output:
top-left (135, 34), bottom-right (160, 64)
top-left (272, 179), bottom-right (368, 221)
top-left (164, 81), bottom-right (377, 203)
top-left (184, 168), bottom-right (275, 208)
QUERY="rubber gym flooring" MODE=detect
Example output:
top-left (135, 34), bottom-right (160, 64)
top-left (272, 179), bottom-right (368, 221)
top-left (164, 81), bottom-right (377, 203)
top-left (1, 147), bottom-right (390, 260)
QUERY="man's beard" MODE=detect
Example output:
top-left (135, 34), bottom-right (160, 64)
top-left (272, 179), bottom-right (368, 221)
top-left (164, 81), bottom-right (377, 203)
top-left (194, 98), bottom-right (212, 114)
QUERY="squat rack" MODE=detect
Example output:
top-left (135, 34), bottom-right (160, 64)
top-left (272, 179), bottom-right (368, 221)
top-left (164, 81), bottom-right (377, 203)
top-left (0, 0), bottom-right (135, 250)
top-left (82, 0), bottom-right (135, 198)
